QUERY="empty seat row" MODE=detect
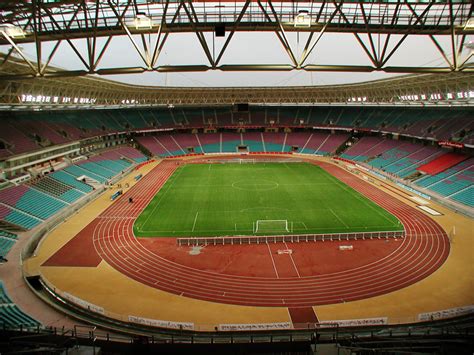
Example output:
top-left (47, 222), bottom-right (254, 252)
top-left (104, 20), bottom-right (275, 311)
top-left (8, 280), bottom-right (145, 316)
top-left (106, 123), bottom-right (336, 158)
top-left (63, 165), bottom-right (108, 184)
top-left (0, 237), bottom-right (15, 257)
top-left (31, 176), bottom-right (85, 203)
top-left (50, 171), bottom-right (93, 193)
top-left (0, 281), bottom-right (41, 328)
top-left (0, 205), bottom-right (42, 230)
top-left (14, 188), bottom-right (67, 220)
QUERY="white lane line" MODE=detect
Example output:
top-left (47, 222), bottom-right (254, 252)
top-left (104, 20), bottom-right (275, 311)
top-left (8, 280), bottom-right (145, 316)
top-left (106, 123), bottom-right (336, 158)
top-left (284, 241), bottom-right (301, 278)
top-left (192, 211), bottom-right (199, 232)
top-left (266, 243), bottom-right (280, 278)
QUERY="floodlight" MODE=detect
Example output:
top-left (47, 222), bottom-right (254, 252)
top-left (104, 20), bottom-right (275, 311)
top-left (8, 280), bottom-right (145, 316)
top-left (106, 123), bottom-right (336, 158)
top-left (294, 10), bottom-right (311, 28)
top-left (465, 41), bottom-right (474, 50)
top-left (132, 13), bottom-right (152, 29)
top-left (0, 23), bottom-right (25, 38)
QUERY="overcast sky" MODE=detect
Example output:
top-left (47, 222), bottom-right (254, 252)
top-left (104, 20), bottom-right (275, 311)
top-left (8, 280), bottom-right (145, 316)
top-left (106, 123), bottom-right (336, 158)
top-left (3, 30), bottom-right (473, 87)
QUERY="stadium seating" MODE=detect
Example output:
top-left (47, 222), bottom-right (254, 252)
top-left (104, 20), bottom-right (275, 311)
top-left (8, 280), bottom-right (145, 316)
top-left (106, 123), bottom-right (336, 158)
top-left (78, 161), bottom-right (120, 179)
top-left (117, 147), bottom-right (148, 163)
top-left (154, 135), bottom-right (185, 156)
top-left (415, 158), bottom-right (474, 188)
top-left (0, 281), bottom-right (40, 328)
top-left (318, 134), bottom-right (350, 155)
top-left (0, 148), bottom-right (13, 158)
top-left (0, 185), bottom-right (67, 220)
top-left (249, 110), bottom-right (266, 125)
top-left (221, 133), bottom-right (241, 153)
top-left (341, 137), bottom-right (389, 161)
top-left (0, 204), bottom-right (42, 230)
top-left (135, 136), bottom-right (170, 156)
top-left (432, 116), bottom-right (473, 142)
top-left (243, 132), bottom-right (265, 152)
top-left (300, 133), bottom-right (331, 154)
top-left (451, 187), bottom-right (474, 207)
top-left (197, 133), bottom-right (221, 153)
top-left (424, 166), bottom-right (473, 199)
top-left (135, 132), bottom-right (352, 156)
top-left (262, 133), bottom-right (285, 152)
top-left (417, 153), bottom-right (469, 175)
top-left (1, 107), bottom-right (473, 160)
top-left (30, 176), bottom-right (85, 204)
top-left (0, 123), bottom-right (39, 155)
top-left (63, 165), bottom-right (108, 184)
top-left (415, 158), bottom-right (474, 206)
top-left (282, 132), bottom-right (313, 153)
top-left (0, 230), bottom-right (17, 258)
top-left (368, 143), bottom-right (422, 170)
top-left (0, 146), bottom-right (144, 229)
top-left (379, 146), bottom-right (443, 178)
top-left (170, 134), bottom-right (202, 154)
top-left (50, 171), bottom-right (94, 193)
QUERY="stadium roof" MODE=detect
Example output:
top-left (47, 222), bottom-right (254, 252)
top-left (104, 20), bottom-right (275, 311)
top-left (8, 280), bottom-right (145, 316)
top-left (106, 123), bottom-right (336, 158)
top-left (0, 0), bottom-right (473, 80)
top-left (1, 54), bottom-right (473, 108)
top-left (0, 1), bottom-right (472, 107)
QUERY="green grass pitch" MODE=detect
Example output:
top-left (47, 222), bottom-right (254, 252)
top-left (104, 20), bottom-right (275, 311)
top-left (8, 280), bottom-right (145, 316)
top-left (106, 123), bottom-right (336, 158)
top-left (133, 162), bottom-right (403, 237)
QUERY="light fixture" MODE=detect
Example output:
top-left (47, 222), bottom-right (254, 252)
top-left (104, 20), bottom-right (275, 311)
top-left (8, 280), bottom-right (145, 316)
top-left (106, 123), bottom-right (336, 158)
top-left (0, 23), bottom-right (25, 38)
top-left (465, 41), bottom-right (474, 50)
top-left (132, 13), bottom-right (152, 29)
top-left (294, 10), bottom-right (311, 28)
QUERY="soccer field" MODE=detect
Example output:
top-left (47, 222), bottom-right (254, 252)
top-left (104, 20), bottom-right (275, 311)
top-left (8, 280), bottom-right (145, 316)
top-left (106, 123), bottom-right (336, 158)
top-left (133, 162), bottom-right (403, 237)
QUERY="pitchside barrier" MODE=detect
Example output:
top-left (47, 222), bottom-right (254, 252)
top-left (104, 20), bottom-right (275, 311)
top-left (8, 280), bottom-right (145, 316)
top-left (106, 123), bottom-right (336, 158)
top-left (177, 230), bottom-right (405, 247)
top-left (206, 158), bottom-right (305, 164)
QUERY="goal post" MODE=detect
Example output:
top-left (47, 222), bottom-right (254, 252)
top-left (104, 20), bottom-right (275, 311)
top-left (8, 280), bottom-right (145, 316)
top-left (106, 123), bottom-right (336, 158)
top-left (239, 158), bottom-right (256, 164)
top-left (253, 220), bottom-right (292, 234)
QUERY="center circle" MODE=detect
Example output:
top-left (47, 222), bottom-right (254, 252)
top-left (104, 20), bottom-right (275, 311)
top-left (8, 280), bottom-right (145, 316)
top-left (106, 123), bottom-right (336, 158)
top-left (231, 179), bottom-right (279, 191)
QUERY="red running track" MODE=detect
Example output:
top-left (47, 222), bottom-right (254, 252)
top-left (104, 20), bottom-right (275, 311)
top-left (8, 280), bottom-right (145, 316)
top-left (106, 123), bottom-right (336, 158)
top-left (52, 160), bottom-right (450, 307)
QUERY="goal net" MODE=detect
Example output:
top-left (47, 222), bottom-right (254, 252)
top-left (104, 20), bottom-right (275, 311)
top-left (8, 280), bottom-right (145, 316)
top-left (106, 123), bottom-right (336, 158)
top-left (239, 159), bottom-right (255, 164)
top-left (253, 220), bottom-right (292, 234)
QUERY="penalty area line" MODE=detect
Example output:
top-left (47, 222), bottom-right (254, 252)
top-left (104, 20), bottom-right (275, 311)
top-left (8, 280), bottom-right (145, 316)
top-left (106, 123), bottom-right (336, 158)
top-left (192, 211), bottom-right (199, 232)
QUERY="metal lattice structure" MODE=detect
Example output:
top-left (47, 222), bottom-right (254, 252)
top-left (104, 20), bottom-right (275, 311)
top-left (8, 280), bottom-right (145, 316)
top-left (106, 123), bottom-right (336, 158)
top-left (1, 55), bottom-right (473, 108)
top-left (0, 0), bottom-right (473, 80)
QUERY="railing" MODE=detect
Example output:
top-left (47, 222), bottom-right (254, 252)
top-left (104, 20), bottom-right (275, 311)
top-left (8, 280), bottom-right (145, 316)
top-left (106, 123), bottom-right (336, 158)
top-left (2, 312), bottom-right (473, 347)
top-left (177, 230), bottom-right (404, 246)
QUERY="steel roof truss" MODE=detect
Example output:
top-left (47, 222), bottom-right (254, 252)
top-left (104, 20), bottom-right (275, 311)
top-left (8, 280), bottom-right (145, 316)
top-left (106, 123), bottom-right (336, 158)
top-left (182, 1), bottom-right (215, 68)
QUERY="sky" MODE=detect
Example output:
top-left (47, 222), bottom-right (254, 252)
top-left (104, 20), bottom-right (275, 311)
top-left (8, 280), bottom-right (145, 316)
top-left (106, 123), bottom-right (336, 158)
top-left (2, 26), bottom-right (473, 87)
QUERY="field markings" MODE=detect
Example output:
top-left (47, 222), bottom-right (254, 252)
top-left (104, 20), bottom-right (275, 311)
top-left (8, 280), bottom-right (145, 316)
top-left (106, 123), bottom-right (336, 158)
top-left (284, 241), bottom-right (301, 278)
top-left (325, 173), bottom-right (398, 226)
top-left (266, 243), bottom-right (280, 278)
top-left (138, 167), bottom-right (185, 231)
top-left (329, 208), bottom-right (349, 228)
top-left (191, 212), bottom-right (199, 232)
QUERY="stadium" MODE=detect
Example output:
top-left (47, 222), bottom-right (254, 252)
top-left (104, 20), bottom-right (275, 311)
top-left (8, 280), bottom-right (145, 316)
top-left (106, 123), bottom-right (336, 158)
top-left (0, 1), bottom-right (473, 354)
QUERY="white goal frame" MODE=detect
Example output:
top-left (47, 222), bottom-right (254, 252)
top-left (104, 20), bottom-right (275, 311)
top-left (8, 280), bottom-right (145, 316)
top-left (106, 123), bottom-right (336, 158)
top-left (239, 159), bottom-right (256, 164)
top-left (253, 220), bottom-right (293, 234)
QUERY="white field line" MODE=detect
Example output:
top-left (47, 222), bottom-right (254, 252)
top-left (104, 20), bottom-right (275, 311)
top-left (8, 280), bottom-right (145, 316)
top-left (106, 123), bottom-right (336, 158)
top-left (192, 212), bottom-right (199, 232)
top-left (329, 208), bottom-right (349, 228)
